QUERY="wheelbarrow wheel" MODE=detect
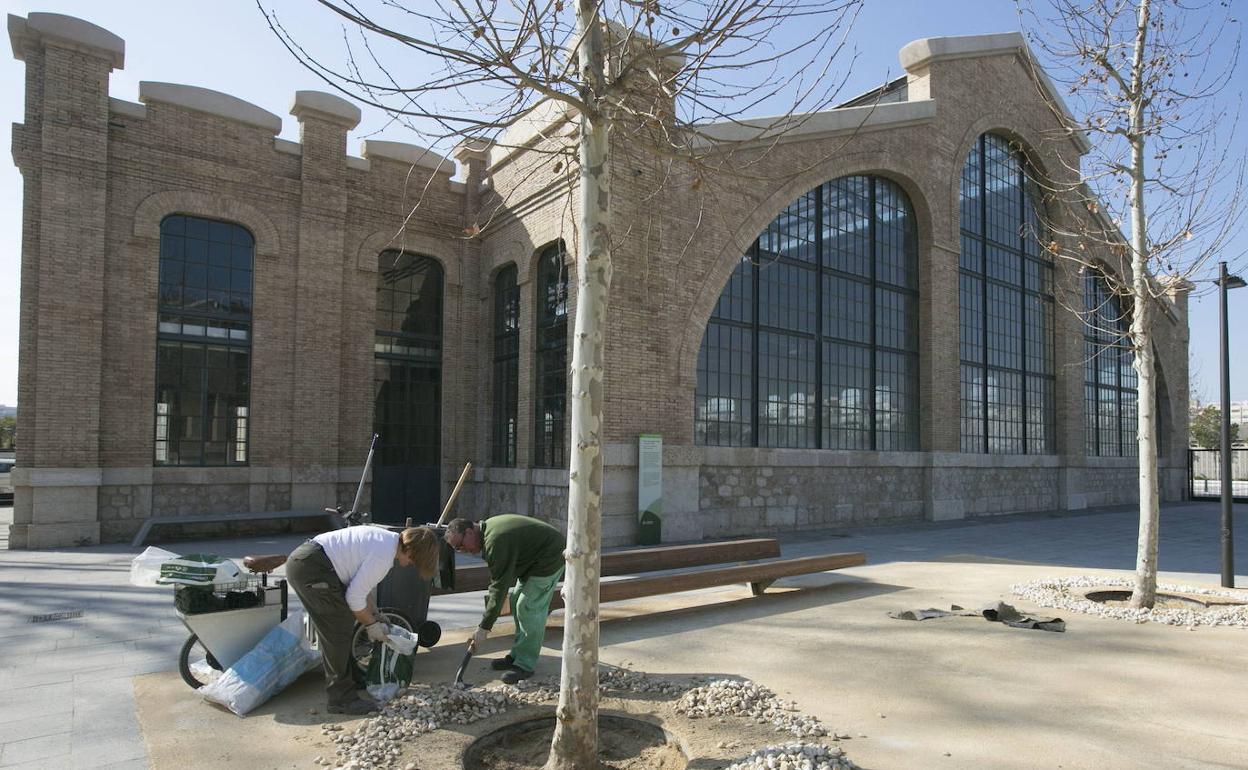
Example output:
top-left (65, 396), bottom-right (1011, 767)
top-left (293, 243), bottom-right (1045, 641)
top-left (350, 608), bottom-right (413, 678)
top-left (179, 633), bottom-right (223, 689)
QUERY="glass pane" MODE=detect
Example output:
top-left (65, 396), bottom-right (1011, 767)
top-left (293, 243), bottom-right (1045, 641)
top-left (823, 341), bottom-right (870, 450)
top-left (713, 256), bottom-right (753, 324)
top-left (156, 215), bottom-right (253, 466)
top-left (823, 176), bottom-right (871, 277)
top-left (696, 323), bottom-right (754, 447)
top-left (758, 332), bottom-right (815, 448)
top-left (759, 261), bottom-right (816, 333)
top-left (875, 288), bottom-right (918, 353)
top-left (824, 274), bottom-right (870, 344)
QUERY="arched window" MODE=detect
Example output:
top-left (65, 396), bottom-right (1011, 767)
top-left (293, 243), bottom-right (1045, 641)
top-left (958, 133), bottom-right (1054, 454)
top-left (1084, 271), bottom-right (1138, 456)
top-left (695, 176), bottom-right (920, 450)
top-left (491, 264), bottom-right (520, 466)
top-left (155, 215), bottom-right (253, 466)
top-left (373, 251), bottom-right (443, 522)
top-left (534, 243), bottom-right (569, 468)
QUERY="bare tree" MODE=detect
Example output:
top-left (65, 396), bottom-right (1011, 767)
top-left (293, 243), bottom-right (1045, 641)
top-left (258, 1), bottom-right (864, 765)
top-left (1019, 0), bottom-right (1244, 607)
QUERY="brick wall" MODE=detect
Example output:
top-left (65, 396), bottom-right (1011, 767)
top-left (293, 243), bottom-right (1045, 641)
top-left (9, 16), bottom-right (1191, 547)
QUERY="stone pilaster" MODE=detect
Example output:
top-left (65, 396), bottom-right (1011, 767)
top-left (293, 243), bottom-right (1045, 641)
top-left (289, 91), bottom-right (359, 508)
top-left (8, 13), bottom-right (124, 546)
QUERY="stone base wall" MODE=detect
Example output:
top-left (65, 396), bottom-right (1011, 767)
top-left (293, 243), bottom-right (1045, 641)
top-left (932, 465), bottom-right (1061, 519)
top-left (15, 465), bottom-right (367, 545)
top-left (698, 464), bottom-right (925, 536)
top-left (11, 450), bottom-right (1188, 547)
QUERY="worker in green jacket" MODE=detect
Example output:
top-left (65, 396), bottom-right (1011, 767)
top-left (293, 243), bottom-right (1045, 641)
top-left (444, 515), bottom-right (565, 683)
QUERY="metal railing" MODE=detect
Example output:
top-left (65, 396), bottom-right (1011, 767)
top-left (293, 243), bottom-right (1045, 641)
top-left (1188, 448), bottom-right (1248, 501)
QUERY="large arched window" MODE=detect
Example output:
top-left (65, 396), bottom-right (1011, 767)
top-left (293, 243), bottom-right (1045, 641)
top-left (534, 243), bottom-right (568, 468)
top-left (155, 215), bottom-right (253, 466)
top-left (373, 251), bottom-right (443, 522)
top-left (695, 175), bottom-right (920, 450)
top-left (491, 264), bottom-right (520, 466)
top-left (1084, 271), bottom-right (1138, 456)
top-left (958, 133), bottom-right (1054, 454)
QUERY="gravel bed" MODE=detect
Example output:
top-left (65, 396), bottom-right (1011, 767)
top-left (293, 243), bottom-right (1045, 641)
top-left (676, 679), bottom-right (828, 738)
top-left (1012, 575), bottom-right (1248, 628)
top-left (315, 683), bottom-right (542, 769)
top-left (722, 742), bottom-right (858, 770)
top-left (314, 669), bottom-right (845, 769)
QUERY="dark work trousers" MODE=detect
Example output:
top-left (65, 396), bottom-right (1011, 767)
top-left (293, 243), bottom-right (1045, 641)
top-left (285, 541), bottom-right (358, 706)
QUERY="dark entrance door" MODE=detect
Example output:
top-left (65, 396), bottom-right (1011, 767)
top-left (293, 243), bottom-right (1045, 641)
top-left (372, 252), bottom-right (443, 525)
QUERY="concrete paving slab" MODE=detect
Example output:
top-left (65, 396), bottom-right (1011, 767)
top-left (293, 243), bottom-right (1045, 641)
top-left (0, 733), bottom-right (71, 767)
top-left (0, 715), bottom-right (70, 745)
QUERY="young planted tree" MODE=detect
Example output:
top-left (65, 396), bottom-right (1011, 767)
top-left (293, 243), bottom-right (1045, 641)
top-left (1019, 0), bottom-right (1244, 607)
top-left (259, 1), bottom-right (864, 765)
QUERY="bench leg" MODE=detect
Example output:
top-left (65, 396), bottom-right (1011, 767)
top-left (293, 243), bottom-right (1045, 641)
top-left (750, 579), bottom-right (775, 596)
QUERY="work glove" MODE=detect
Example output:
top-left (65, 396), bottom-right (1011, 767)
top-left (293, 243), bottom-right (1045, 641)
top-left (365, 622), bottom-right (389, 643)
top-left (469, 626), bottom-right (488, 651)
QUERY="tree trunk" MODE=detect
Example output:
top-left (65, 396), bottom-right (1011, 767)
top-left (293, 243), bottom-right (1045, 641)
top-left (546, 2), bottom-right (611, 768)
top-left (1128, 0), bottom-right (1159, 610)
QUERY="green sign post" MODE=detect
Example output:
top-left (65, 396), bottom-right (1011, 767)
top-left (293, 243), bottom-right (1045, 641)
top-left (637, 434), bottom-right (662, 545)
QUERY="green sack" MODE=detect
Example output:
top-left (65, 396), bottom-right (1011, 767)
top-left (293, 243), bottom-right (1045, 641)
top-left (364, 639), bottom-right (415, 702)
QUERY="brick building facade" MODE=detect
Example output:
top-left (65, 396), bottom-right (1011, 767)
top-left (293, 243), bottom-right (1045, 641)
top-left (8, 13), bottom-right (1190, 548)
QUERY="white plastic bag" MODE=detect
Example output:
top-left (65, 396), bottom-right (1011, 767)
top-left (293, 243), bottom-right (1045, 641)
top-left (129, 546), bottom-right (179, 587)
top-left (156, 553), bottom-right (242, 586)
top-left (365, 625), bottom-right (418, 702)
top-left (199, 611), bottom-right (320, 716)
top-left (384, 624), bottom-right (418, 656)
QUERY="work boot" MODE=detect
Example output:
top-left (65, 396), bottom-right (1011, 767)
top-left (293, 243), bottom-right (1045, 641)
top-left (501, 667), bottom-right (534, 685)
top-left (327, 698), bottom-right (377, 715)
top-left (490, 654), bottom-right (517, 671)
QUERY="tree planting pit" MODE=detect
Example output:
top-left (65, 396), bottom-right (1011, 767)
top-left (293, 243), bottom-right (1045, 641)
top-left (1084, 589), bottom-right (1246, 610)
top-left (462, 714), bottom-right (688, 770)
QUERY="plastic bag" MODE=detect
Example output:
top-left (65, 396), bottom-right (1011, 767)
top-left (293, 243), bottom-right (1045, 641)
top-left (189, 659), bottom-right (222, 685)
top-left (199, 611), bottom-right (320, 716)
top-left (384, 624), bottom-right (418, 656)
top-left (156, 553), bottom-right (242, 586)
top-left (365, 625), bottom-right (418, 702)
top-left (130, 546), bottom-right (180, 587)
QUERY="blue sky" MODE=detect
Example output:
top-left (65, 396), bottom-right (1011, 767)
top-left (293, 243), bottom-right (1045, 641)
top-left (1, 0), bottom-right (1245, 407)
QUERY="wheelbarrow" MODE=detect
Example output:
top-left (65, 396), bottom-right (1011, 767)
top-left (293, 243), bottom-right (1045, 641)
top-left (175, 573), bottom-right (292, 688)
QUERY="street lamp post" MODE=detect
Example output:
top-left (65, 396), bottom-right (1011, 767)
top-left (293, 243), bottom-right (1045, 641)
top-left (1217, 261), bottom-right (1245, 588)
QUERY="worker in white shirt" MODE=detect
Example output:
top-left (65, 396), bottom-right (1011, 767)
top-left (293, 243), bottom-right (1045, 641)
top-left (285, 525), bottom-right (440, 714)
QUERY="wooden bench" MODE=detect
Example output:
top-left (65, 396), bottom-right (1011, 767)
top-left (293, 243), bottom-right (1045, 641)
top-left (439, 537), bottom-right (865, 615)
top-left (436, 537), bottom-right (783, 594)
top-left (130, 509), bottom-right (346, 548)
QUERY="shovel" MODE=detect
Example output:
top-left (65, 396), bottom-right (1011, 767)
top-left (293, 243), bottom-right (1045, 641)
top-left (454, 640), bottom-right (476, 687)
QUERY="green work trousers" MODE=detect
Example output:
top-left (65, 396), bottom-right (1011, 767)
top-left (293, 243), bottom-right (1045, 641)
top-left (508, 566), bottom-right (565, 673)
top-left (285, 541), bottom-right (358, 706)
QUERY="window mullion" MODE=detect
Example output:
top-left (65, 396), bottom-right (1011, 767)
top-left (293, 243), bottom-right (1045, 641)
top-left (815, 186), bottom-right (824, 449)
top-left (868, 178), bottom-right (878, 452)
top-left (979, 135), bottom-right (990, 453)
top-left (751, 241), bottom-right (761, 448)
top-left (1018, 154), bottom-right (1029, 454)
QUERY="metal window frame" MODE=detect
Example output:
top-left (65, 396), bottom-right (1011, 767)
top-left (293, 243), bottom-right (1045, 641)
top-left (534, 243), bottom-right (569, 468)
top-left (373, 251), bottom-right (444, 468)
top-left (491, 264), bottom-right (520, 466)
top-left (154, 215), bottom-right (254, 468)
top-left (696, 176), bottom-right (920, 451)
top-left (959, 134), bottom-right (1056, 455)
top-left (1083, 271), bottom-right (1137, 457)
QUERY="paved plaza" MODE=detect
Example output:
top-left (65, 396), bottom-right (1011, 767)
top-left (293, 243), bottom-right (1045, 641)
top-left (1, 501), bottom-right (1246, 769)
